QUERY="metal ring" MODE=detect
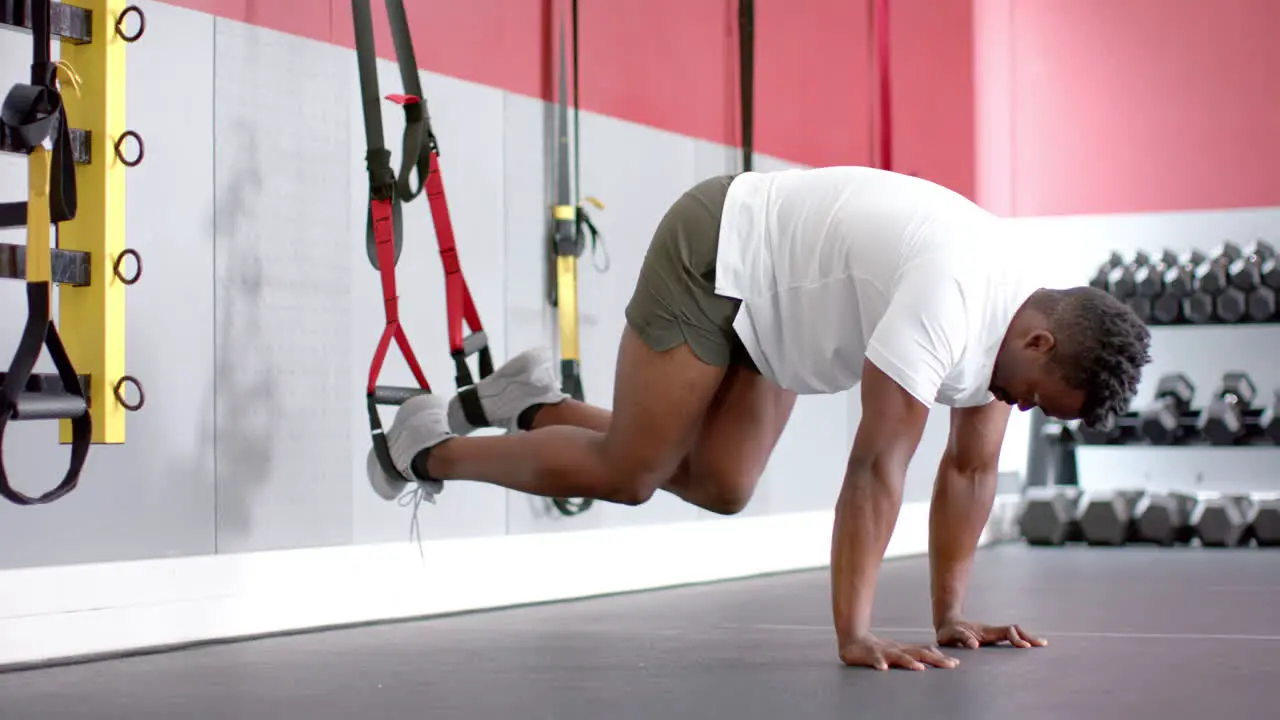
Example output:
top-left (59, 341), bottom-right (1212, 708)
top-left (114, 130), bottom-right (144, 167)
top-left (113, 248), bottom-right (142, 285)
top-left (551, 497), bottom-right (593, 516)
top-left (115, 5), bottom-right (146, 42)
top-left (113, 375), bottom-right (145, 412)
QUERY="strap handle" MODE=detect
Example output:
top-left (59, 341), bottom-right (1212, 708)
top-left (364, 196), bottom-right (431, 481)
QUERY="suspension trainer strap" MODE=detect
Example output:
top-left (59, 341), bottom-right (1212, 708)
top-left (872, 0), bottom-right (892, 171)
top-left (551, 0), bottom-right (608, 406)
top-left (0, 0), bottom-right (78, 228)
top-left (352, 0), bottom-right (401, 271)
top-left (353, 0), bottom-right (432, 481)
top-left (738, 0), bottom-right (754, 173)
top-left (550, 7), bottom-right (581, 403)
top-left (382, 0), bottom-right (493, 427)
top-left (544, 0), bottom-right (596, 517)
top-left (0, 0), bottom-right (91, 506)
top-left (571, 0), bottom-right (607, 276)
top-left (353, 0), bottom-right (495, 472)
top-left (0, 144), bottom-right (92, 506)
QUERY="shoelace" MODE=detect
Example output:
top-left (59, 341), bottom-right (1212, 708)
top-left (397, 481), bottom-right (437, 561)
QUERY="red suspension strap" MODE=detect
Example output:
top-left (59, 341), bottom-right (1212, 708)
top-left (872, 0), bottom-right (893, 171)
top-left (352, 0), bottom-right (494, 480)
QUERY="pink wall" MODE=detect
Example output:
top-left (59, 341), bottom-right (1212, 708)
top-left (972, 0), bottom-right (1014, 217)
top-left (161, 0), bottom-right (880, 168)
top-left (984, 0), bottom-right (1280, 217)
top-left (885, 0), bottom-right (977, 201)
top-left (160, 0), bottom-right (1280, 217)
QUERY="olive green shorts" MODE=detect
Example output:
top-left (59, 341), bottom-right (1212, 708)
top-left (624, 174), bottom-right (757, 372)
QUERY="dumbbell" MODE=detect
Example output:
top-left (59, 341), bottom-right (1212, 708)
top-left (1074, 411), bottom-right (1140, 445)
top-left (1137, 372), bottom-right (1195, 445)
top-left (1251, 498), bottom-right (1280, 546)
top-left (1258, 389), bottom-right (1280, 445)
top-left (1226, 239), bottom-right (1276, 290)
top-left (1078, 488), bottom-right (1145, 546)
top-left (1151, 249), bottom-right (1208, 324)
top-left (1124, 250), bottom-right (1177, 322)
top-left (1244, 243), bottom-right (1280, 322)
top-left (1105, 250), bottom-right (1152, 299)
top-left (1196, 372), bottom-right (1258, 445)
top-left (1032, 420), bottom-right (1080, 487)
top-left (1132, 250), bottom-right (1176, 298)
top-left (1134, 491), bottom-right (1198, 545)
top-left (1018, 486), bottom-right (1083, 546)
top-left (1183, 242), bottom-right (1244, 323)
top-left (1191, 494), bottom-right (1257, 547)
top-left (1089, 251), bottom-right (1125, 292)
top-left (1218, 240), bottom-right (1279, 322)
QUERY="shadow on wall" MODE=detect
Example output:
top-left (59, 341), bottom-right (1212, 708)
top-left (209, 123), bottom-right (277, 542)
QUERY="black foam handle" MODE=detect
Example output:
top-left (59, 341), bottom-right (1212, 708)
top-left (372, 385), bottom-right (428, 406)
top-left (11, 390), bottom-right (86, 420)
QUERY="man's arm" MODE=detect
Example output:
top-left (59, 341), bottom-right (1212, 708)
top-left (831, 359), bottom-right (931, 662)
top-left (929, 401), bottom-right (1009, 629)
top-left (929, 402), bottom-right (1046, 649)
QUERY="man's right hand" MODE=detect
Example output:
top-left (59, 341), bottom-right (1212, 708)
top-left (838, 634), bottom-right (960, 671)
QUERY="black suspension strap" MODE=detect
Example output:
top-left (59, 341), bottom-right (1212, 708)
top-left (353, 0), bottom-right (495, 482)
top-left (571, 0), bottom-right (607, 278)
top-left (544, 0), bottom-right (606, 518)
top-left (738, 0), bottom-right (754, 173)
top-left (0, 0), bottom-right (91, 505)
top-left (0, 0), bottom-right (80, 229)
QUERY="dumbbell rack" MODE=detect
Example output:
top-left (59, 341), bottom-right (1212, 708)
top-left (1091, 241), bottom-right (1280, 326)
top-left (1022, 239), bottom-right (1280, 547)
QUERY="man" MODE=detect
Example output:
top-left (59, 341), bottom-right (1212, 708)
top-left (367, 166), bottom-right (1152, 670)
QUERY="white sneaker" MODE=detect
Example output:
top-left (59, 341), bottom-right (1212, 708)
top-left (367, 393), bottom-right (455, 502)
top-left (449, 347), bottom-right (569, 435)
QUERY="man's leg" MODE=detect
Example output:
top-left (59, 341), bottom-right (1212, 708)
top-left (666, 363), bottom-right (796, 513)
top-left (525, 362), bottom-right (796, 514)
top-left (398, 326), bottom-right (728, 504)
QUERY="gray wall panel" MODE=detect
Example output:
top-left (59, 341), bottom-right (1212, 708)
top-left (0, 1), bottom-right (218, 569)
top-left (348, 62), bottom-right (510, 544)
top-left (211, 21), bottom-right (354, 553)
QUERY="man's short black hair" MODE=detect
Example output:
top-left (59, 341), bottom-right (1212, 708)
top-left (1027, 286), bottom-right (1152, 426)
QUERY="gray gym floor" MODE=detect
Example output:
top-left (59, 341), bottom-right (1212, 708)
top-left (1, 543), bottom-right (1277, 719)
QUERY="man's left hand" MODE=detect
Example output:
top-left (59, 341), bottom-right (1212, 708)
top-left (935, 619), bottom-right (1046, 649)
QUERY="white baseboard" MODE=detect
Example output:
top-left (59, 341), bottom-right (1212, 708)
top-left (0, 495), bottom-right (1020, 668)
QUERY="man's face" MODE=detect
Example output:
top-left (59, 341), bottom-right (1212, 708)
top-left (989, 332), bottom-right (1087, 419)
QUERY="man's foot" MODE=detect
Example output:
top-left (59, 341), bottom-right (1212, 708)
top-left (367, 393), bottom-right (456, 501)
top-left (448, 347), bottom-right (569, 435)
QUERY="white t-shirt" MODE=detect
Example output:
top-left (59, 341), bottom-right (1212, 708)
top-left (713, 166), bottom-right (1038, 408)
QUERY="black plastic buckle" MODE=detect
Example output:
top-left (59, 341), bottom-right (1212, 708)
top-left (451, 331), bottom-right (493, 429)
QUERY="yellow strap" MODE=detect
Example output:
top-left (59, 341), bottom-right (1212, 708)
top-left (27, 147), bottom-right (53, 284)
top-left (55, 60), bottom-right (83, 97)
top-left (555, 255), bottom-right (579, 361)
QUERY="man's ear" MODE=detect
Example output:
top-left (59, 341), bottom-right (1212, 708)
top-left (1023, 329), bottom-right (1056, 355)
